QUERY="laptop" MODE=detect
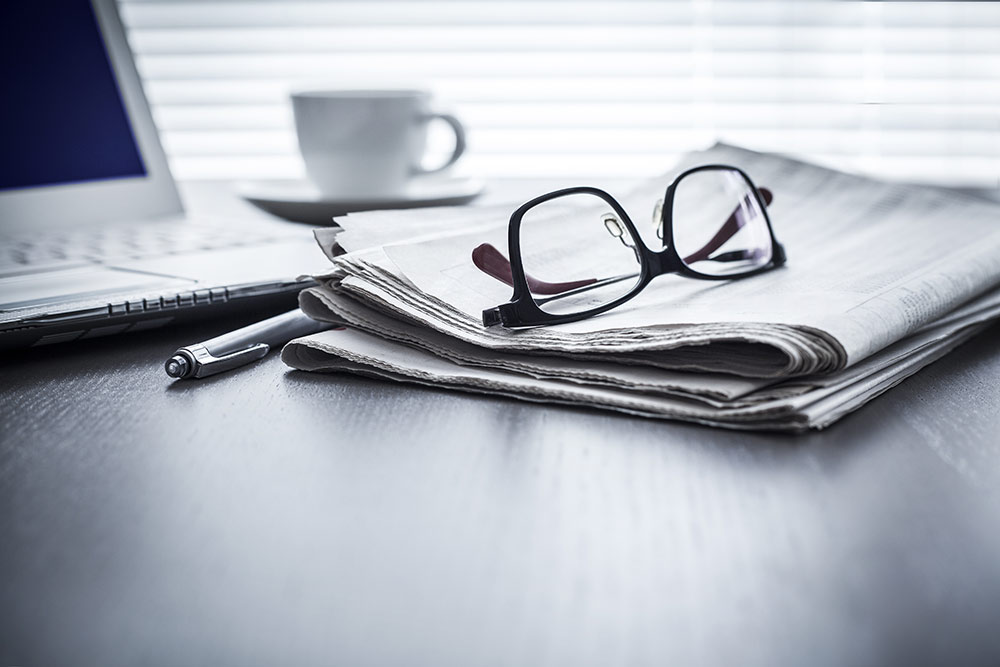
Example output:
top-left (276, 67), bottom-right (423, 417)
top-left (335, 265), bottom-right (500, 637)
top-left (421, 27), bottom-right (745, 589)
top-left (0, 0), bottom-right (323, 350)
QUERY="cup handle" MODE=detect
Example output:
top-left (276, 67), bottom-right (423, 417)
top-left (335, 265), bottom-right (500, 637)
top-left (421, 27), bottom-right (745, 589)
top-left (414, 112), bottom-right (467, 175)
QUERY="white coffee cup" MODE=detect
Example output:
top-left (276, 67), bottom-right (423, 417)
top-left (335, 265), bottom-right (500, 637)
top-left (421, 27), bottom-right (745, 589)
top-left (290, 89), bottom-right (467, 199)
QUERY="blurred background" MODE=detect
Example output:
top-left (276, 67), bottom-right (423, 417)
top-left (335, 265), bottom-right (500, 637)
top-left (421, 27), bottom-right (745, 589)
top-left (119, 0), bottom-right (1000, 188)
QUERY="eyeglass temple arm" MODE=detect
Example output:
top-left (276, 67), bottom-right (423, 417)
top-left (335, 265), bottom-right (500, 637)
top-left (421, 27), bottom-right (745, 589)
top-left (471, 243), bottom-right (598, 295)
top-left (681, 187), bottom-right (773, 264)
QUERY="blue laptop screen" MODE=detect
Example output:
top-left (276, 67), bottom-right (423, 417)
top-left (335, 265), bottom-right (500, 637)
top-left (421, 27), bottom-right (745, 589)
top-left (0, 1), bottom-right (146, 191)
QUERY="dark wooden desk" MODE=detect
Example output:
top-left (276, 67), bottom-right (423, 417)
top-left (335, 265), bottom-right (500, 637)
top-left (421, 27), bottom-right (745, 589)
top-left (3, 182), bottom-right (1000, 666)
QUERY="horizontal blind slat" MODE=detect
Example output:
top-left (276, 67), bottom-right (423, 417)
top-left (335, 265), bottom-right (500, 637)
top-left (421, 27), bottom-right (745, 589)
top-left (120, 1), bottom-right (1000, 29)
top-left (134, 52), bottom-right (1000, 80)
top-left (150, 103), bottom-right (1000, 131)
top-left (127, 26), bottom-right (1000, 54)
top-left (144, 78), bottom-right (1000, 105)
top-left (162, 129), bottom-right (1000, 158)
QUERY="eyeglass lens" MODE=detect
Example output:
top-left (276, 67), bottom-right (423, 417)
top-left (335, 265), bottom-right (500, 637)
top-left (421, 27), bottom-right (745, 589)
top-left (518, 192), bottom-right (643, 316)
top-left (671, 169), bottom-right (773, 277)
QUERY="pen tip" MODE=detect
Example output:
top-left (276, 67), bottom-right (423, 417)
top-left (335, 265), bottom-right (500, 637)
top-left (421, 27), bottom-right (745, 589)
top-left (165, 355), bottom-right (189, 379)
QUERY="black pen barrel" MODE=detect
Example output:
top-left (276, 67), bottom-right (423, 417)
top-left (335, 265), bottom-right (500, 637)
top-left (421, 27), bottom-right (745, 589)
top-left (201, 309), bottom-right (327, 356)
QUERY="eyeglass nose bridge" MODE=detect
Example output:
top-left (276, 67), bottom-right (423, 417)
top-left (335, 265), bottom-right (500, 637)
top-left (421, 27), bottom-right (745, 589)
top-left (602, 207), bottom-right (683, 278)
top-left (647, 246), bottom-right (685, 277)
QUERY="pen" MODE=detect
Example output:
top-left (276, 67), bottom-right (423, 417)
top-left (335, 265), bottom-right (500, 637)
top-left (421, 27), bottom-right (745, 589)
top-left (164, 309), bottom-right (333, 380)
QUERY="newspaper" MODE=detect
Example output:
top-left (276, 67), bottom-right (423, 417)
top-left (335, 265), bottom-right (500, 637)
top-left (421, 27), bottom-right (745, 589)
top-left (281, 310), bottom-right (995, 431)
top-left (282, 144), bottom-right (1000, 430)
top-left (283, 282), bottom-right (1000, 430)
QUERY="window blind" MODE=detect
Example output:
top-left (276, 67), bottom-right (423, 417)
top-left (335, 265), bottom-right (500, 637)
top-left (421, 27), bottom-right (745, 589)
top-left (120, 0), bottom-right (1000, 187)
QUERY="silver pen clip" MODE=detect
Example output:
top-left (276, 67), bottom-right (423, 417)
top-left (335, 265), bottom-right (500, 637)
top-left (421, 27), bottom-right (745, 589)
top-left (165, 342), bottom-right (270, 379)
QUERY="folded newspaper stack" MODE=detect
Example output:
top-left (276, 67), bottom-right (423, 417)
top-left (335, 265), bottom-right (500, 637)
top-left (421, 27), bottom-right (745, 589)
top-left (281, 144), bottom-right (1000, 431)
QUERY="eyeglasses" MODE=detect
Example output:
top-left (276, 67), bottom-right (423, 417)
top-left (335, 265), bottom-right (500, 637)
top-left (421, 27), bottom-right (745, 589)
top-left (476, 164), bottom-right (786, 328)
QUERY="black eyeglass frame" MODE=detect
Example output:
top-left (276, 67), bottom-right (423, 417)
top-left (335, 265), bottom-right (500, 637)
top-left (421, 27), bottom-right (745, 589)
top-left (482, 164), bottom-right (787, 328)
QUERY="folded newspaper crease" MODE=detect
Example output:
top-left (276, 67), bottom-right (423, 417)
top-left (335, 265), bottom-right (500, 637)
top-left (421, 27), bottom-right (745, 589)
top-left (282, 144), bottom-right (1000, 430)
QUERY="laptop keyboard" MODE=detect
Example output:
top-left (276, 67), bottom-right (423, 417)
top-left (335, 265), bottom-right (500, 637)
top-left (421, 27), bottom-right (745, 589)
top-left (0, 220), bottom-right (291, 271)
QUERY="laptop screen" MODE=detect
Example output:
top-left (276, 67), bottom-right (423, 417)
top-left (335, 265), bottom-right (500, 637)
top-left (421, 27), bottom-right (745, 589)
top-left (0, 1), bottom-right (146, 192)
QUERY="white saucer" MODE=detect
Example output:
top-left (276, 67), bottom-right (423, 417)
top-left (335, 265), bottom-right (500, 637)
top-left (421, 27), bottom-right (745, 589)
top-left (238, 177), bottom-right (485, 225)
